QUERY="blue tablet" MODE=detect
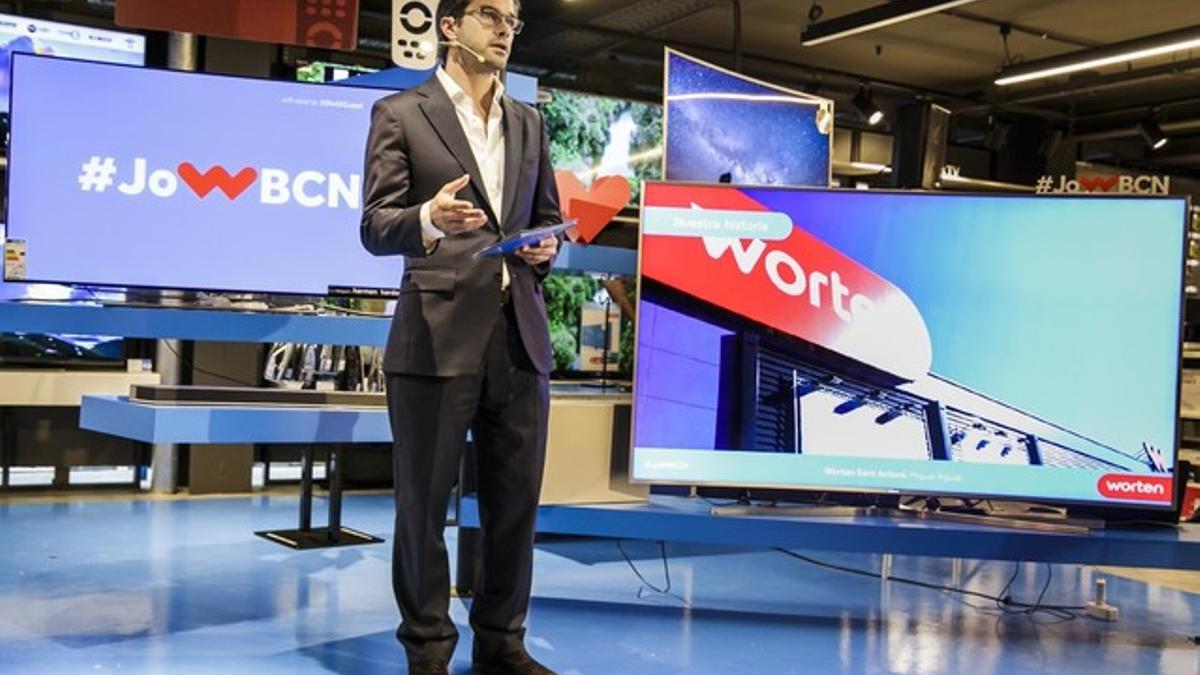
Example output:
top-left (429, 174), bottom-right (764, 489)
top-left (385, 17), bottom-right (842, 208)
top-left (473, 220), bottom-right (577, 258)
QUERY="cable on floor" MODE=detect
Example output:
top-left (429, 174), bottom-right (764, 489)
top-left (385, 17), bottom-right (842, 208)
top-left (616, 539), bottom-right (688, 605)
top-left (776, 548), bottom-right (1086, 620)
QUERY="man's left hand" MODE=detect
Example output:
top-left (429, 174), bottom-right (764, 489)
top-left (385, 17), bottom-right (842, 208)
top-left (515, 236), bottom-right (558, 266)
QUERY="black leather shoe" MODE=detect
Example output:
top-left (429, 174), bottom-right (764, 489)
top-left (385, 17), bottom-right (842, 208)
top-left (407, 657), bottom-right (450, 675)
top-left (471, 649), bottom-right (555, 675)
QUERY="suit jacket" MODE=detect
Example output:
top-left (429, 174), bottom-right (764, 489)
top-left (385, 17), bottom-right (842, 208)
top-left (360, 75), bottom-right (561, 377)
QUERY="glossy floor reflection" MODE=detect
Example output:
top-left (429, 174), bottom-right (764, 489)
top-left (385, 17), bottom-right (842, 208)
top-left (0, 494), bottom-right (1196, 674)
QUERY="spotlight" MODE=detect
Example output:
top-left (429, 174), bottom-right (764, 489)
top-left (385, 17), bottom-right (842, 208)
top-left (852, 87), bottom-right (884, 125)
top-left (834, 396), bottom-right (868, 415)
top-left (1138, 117), bottom-right (1169, 151)
top-left (834, 391), bottom-right (879, 415)
top-left (874, 407), bottom-right (908, 425)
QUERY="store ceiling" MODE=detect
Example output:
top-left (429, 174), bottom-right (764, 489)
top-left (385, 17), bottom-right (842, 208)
top-left (491, 0), bottom-right (1200, 171)
top-left (507, 0), bottom-right (1200, 123)
top-left (513, 1), bottom-right (1196, 99)
top-left (14, 0), bottom-right (1200, 168)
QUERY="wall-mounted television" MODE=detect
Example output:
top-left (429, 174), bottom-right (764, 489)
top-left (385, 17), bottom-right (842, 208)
top-left (663, 48), bottom-right (832, 188)
top-left (0, 13), bottom-right (144, 117)
top-left (633, 181), bottom-right (1186, 510)
top-left (4, 54), bottom-right (401, 297)
top-left (540, 87), bottom-right (662, 207)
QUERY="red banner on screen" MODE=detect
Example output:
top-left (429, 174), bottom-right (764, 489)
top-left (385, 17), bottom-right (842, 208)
top-left (640, 183), bottom-right (932, 381)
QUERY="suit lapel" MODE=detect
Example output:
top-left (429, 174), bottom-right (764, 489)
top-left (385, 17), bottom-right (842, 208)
top-left (500, 96), bottom-right (525, 232)
top-left (416, 79), bottom-right (500, 228)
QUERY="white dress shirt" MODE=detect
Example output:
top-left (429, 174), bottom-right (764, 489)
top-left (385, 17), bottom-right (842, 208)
top-left (420, 67), bottom-right (509, 289)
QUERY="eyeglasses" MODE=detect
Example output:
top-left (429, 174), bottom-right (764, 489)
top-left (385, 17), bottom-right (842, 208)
top-left (465, 6), bottom-right (524, 35)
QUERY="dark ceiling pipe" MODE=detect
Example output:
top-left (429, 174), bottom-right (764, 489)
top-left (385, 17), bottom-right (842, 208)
top-left (518, 17), bottom-right (994, 106)
top-left (1076, 95), bottom-right (1200, 123)
top-left (1071, 117), bottom-right (1200, 142)
top-left (941, 9), bottom-right (1101, 48)
top-left (731, 0), bottom-right (742, 72)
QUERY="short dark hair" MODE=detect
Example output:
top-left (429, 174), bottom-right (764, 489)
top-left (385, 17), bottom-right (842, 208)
top-left (436, 0), bottom-right (521, 59)
top-left (436, 0), bottom-right (473, 41)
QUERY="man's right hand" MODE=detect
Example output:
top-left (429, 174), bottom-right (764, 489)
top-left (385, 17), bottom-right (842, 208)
top-left (429, 174), bottom-right (488, 234)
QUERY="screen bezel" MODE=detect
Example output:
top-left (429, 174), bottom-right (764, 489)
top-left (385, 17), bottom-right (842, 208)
top-left (630, 180), bottom-right (1189, 511)
top-left (4, 52), bottom-right (400, 299)
top-left (661, 47), bottom-right (834, 189)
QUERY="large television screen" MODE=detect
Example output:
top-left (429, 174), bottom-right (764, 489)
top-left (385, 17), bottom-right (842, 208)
top-left (664, 48), bottom-right (832, 187)
top-left (540, 87), bottom-right (662, 207)
top-left (633, 182), bottom-right (1186, 509)
top-left (0, 13), bottom-right (144, 116)
top-left (5, 54), bottom-right (401, 297)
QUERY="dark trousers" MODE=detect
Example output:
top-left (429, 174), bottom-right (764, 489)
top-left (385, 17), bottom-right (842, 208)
top-left (385, 302), bottom-right (550, 662)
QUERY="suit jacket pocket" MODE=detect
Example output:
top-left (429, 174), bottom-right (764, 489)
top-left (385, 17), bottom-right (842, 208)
top-left (400, 266), bottom-right (456, 295)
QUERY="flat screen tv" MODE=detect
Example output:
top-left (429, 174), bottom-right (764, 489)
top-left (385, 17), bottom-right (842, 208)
top-left (633, 181), bottom-right (1187, 510)
top-left (539, 87), bottom-right (662, 207)
top-left (0, 13), bottom-right (144, 116)
top-left (4, 54), bottom-right (401, 297)
top-left (663, 48), bottom-right (832, 187)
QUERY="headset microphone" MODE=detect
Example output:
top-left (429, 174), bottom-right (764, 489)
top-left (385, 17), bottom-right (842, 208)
top-left (437, 40), bottom-right (487, 64)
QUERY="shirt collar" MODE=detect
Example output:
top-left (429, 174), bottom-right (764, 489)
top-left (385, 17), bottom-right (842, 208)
top-left (435, 67), bottom-right (505, 118)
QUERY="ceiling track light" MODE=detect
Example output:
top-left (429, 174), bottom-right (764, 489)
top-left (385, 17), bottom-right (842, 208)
top-left (1138, 116), bottom-right (1169, 151)
top-left (995, 24), bottom-right (1200, 86)
top-left (852, 86), bottom-right (884, 125)
top-left (800, 0), bottom-right (981, 46)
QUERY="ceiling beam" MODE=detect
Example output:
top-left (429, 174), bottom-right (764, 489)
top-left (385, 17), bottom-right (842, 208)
top-left (1071, 118), bottom-right (1200, 142)
top-left (515, 16), bottom-right (1066, 120)
top-left (940, 9), bottom-right (1101, 49)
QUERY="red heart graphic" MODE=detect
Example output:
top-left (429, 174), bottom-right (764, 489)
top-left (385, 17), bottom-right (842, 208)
top-left (177, 163), bottom-right (259, 200)
top-left (554, 171), bottom-right (631, 244)
top-left (1078, 175), bottom-right (1119, 193)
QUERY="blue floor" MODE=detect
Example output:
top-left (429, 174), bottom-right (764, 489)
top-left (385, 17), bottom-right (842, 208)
top-left (0, 494), bottom-right (1197, 674)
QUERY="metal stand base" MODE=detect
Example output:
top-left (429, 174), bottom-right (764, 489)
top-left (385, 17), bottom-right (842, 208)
top-left (906, 508), bottom-right (1102, 534)
top-left (257, 443), bottom-right (384, 550)
top-left (711, 503), bottom-right (1101, 534)
top-left (255, 526), bottom-right (383, 550)
top-left (711, 504), bottom-right (882, 518)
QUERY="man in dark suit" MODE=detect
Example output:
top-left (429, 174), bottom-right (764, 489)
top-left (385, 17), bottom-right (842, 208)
top-left (360, 1), bottom-right (559, 673)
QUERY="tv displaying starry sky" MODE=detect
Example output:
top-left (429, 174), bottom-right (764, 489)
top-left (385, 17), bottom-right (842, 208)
top-left (664, 50), bottom-right (830, 187)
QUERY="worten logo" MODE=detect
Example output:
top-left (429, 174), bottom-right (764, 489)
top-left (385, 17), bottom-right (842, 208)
top-left (77, 156), bottom-right (360, 209)
top-left (1096, 474), bottom-right (1173, 502)
top-left (640, 183), bottom-right (933, 382)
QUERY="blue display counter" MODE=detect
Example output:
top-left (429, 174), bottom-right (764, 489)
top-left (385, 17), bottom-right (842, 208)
top-left (80, 395), bottom-right (390, 549)
top-left (0, 302), bottom-right (389, 345)
top-left (79, 395), bottom-right (1200, 572)
top-left (79, 395), bottom-right (391, 443)
top-left (459, 495), bottom-right (1200, 571)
